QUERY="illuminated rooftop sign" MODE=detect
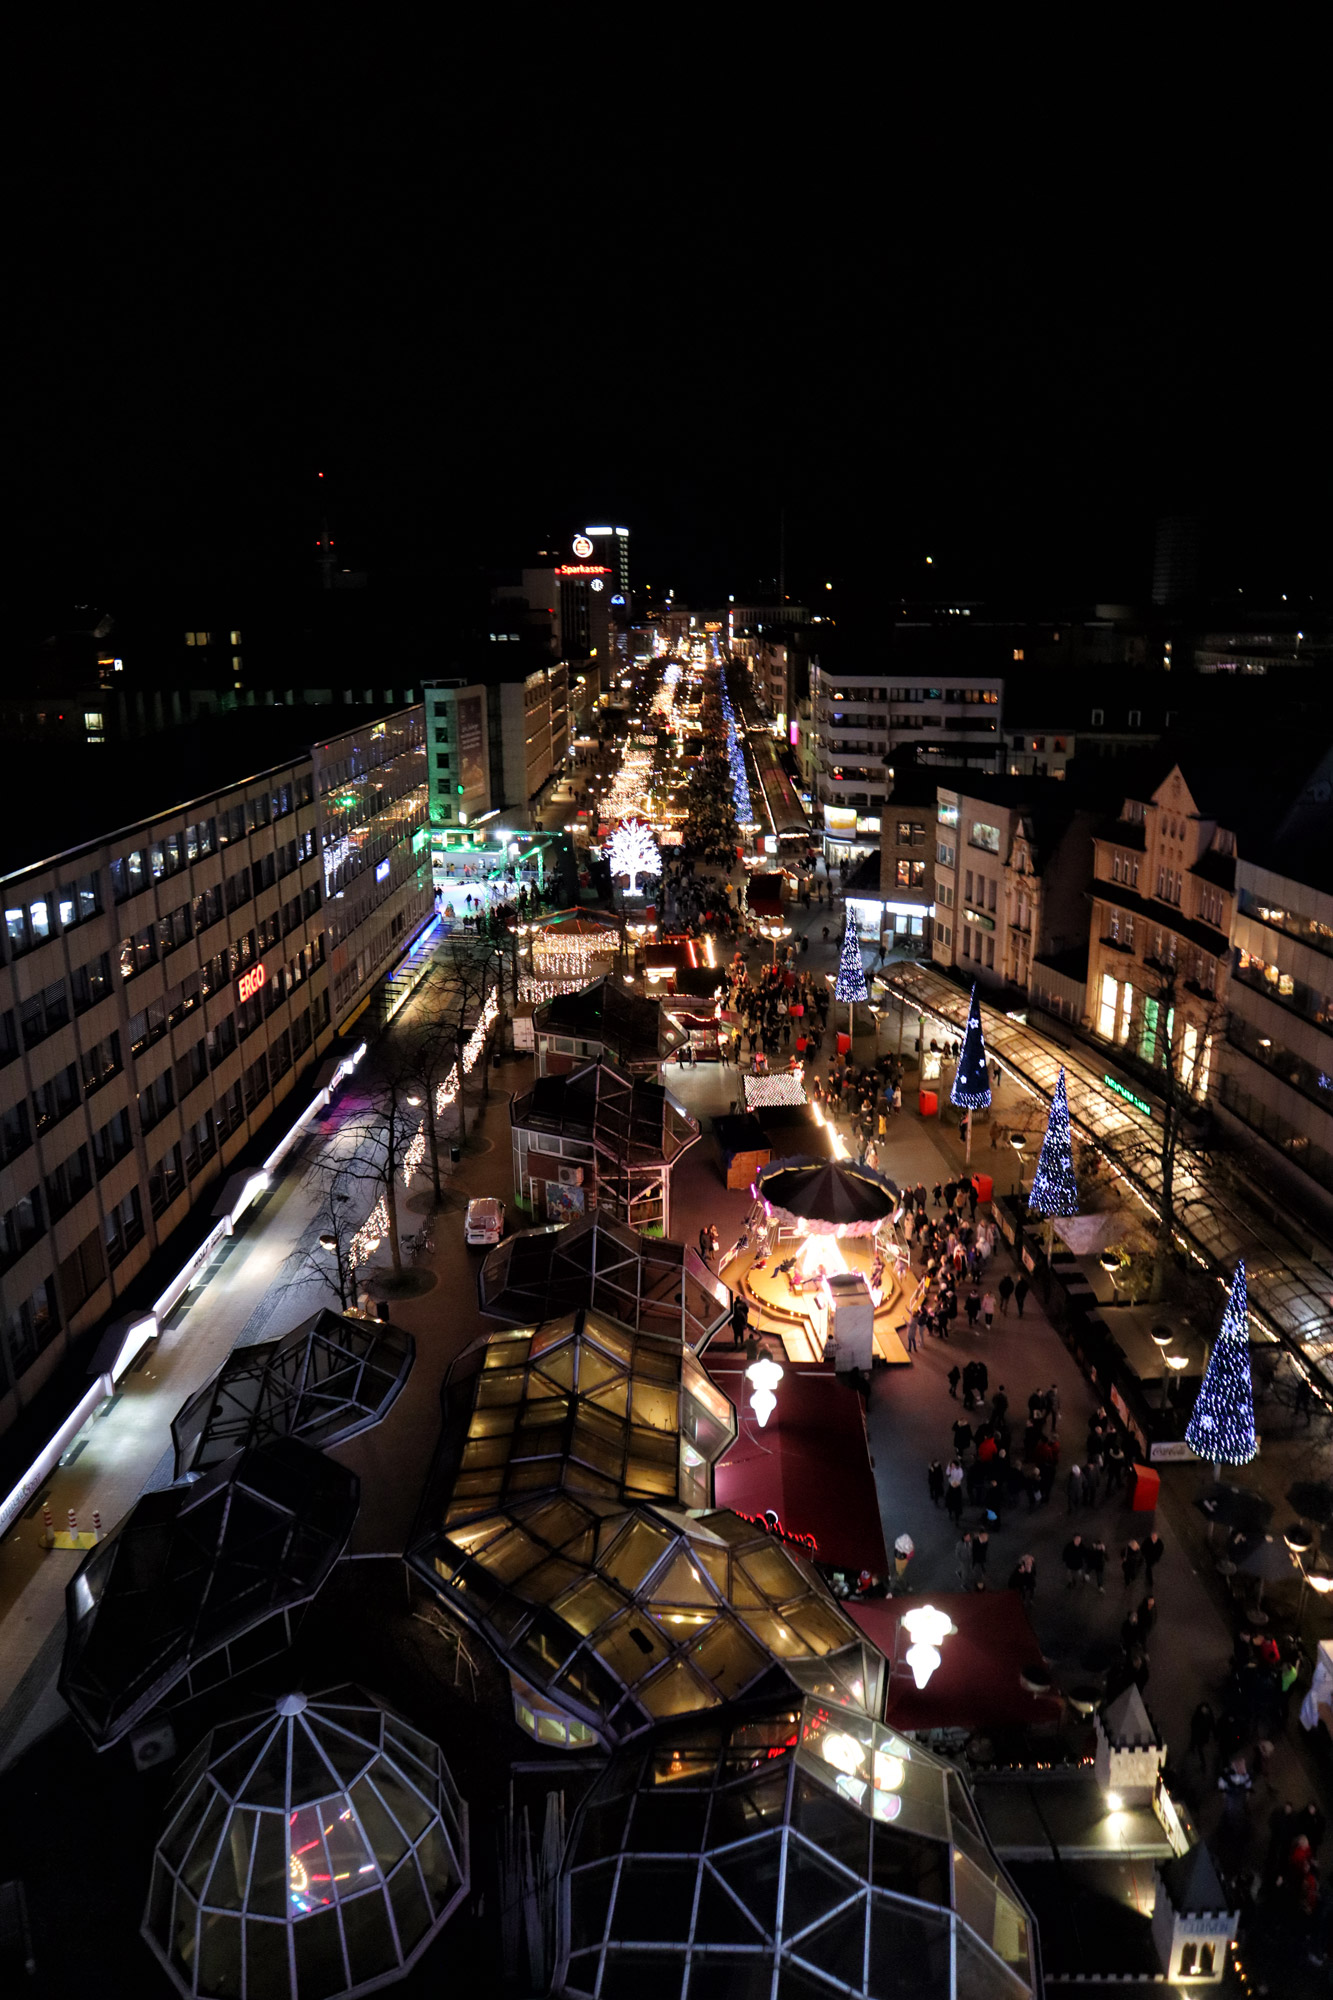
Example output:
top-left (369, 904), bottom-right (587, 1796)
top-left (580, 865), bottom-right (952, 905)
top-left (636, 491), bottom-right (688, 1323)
top-left (557, 565), bottom-right (612, 578)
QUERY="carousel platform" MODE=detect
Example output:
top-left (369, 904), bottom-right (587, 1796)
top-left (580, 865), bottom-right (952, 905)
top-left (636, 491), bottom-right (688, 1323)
top-left (723, 1237), bottom-right (912, 1366)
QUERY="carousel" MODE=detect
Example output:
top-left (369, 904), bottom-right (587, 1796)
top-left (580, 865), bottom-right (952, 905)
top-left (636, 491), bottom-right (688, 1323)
top-left (721, 1157), bottom-right (913, 1366)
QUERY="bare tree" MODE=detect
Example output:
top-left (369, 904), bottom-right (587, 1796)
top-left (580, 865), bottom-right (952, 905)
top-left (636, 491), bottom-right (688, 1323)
top-left (442, 938), bottom-right (504, 1139)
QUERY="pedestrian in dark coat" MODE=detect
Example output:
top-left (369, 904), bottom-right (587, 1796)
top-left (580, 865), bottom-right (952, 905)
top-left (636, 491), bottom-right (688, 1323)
top-left (1085, 1539), bottom-right (1107, 1592)
top-left (1062, 1535), bottom-right (1084, 1587)
top-left (1189, 1702), bottom-right (1216, 1764)
top-left (1135, 1595), bottom-right (1158, 1640)
top-left (1142, 1533), bottom-right (1165, 1581)
top-left (927, 1461), bottom-right (945, 1506)
top-left (965, 1288), bottom-right (982, 1329)
top-left (1015, 1276), bottom-right (1030, 1317)
top-left (971, 1531), bottom-right (989, 1573)
top-left (952, 1418), bottom-right (973, 1457)
top-left (999, 1274), bottom-right (1015, 1315)
top-left (947, 1364), bottom-right (961, 1399)
top-left (1121, 1540), bottom-right (1143, 1589)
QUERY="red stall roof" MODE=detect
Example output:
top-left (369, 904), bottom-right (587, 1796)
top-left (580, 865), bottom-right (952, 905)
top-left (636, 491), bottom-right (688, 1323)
top-left (705, 1356), bottom-right (888, 1578)
top-left (846, 1591), bottom-right (1063, 1734)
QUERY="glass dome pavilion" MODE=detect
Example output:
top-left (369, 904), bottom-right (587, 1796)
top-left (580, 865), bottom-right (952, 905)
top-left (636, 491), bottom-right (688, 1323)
top-left (142, 1687), bottom-right (468, 2000)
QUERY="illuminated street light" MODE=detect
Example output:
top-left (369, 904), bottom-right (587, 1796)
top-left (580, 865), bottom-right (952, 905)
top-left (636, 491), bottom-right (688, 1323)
top-left (901, 1603), bottom-right (956, 1689)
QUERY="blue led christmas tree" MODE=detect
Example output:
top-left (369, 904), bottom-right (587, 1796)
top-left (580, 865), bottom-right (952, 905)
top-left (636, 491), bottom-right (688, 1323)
top-left (1185, 1262), bottom-right (1257, 1466)
top-left (1027, 1067), bottom-right (1079, 1218)
top-left (834, 924), bottom-right (869, 1005)
top-left (950, 986), bottom-right (992, 1111)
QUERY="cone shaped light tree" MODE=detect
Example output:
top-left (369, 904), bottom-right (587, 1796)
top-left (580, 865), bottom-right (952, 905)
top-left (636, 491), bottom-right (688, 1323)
top-left (950, 985), bottom-right (992, 1161)
top-left (834, 922), bottom-right (868, 1039)
top-left (1185, 1262), bottom-right (1257, 1468)
top-left (1027, 1067), bottom-right (1078, 1245)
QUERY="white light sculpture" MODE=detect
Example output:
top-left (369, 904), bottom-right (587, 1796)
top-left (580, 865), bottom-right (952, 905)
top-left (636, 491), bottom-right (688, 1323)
top-left (901, 1603), bottom-right (955, 1690)
top-left (607, 817), bottom-right (661, 890)
top-left (745, 1352), bottom-right (784, 1428)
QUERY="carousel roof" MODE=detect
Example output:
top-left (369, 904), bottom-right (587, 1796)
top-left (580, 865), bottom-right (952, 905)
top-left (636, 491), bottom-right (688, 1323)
top-left (756, 1157), bottom-right (900, 1225)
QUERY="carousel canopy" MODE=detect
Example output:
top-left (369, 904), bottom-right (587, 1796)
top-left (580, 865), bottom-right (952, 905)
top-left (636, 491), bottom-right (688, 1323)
top-left (756, 1156), bottom-right (900, 1232)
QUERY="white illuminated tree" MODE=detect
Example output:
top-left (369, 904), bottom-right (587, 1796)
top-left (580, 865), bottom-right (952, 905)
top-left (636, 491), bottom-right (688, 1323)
top-left (607, 818), bottom-right (661, 890)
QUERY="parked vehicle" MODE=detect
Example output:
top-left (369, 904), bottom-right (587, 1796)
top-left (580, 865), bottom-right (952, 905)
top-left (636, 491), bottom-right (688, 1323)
top-left (464, 1197), bottom-right (505, 1247)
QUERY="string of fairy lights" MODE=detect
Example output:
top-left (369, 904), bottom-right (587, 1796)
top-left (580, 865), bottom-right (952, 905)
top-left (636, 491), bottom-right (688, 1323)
top-left (347, 986), bottom-right (502, 1269)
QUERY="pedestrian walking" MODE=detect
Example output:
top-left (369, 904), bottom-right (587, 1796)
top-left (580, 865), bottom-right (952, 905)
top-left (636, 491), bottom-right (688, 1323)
top-left (1066, 1464), bottom-right (1083, 1512)
top-left (998, 1274), bottom-right (1014, 1316)
top-left (1015, 1276), bottom-right (1030, 1317)
top-left (1086, 1539), bottom-right (1107, 1593)
top-left (965, 1288), bottom-right (982, 1330)
top-left (1022, 1461), bottom-right (1042, 1511)
top-left (947, 1364), bottom-right (961, 1400)
top-left (971, 1531), bottom-right (989, 1575)
top-left (981, 1291), bottom-right (996, 1329)
top-left (1045, 1382), bottom-right (1061, 1432)
top-left (991, 1385), bottom-right (1009, 1426)
top-left (1082, 1461), bottom-right (1101, 1508)
top-left (1135, 1594), bottom-right (1157, 1640)
top-left (955, 1532), bottom-right (972, 1584)
top-left (1142, 1532), bottom-right (1165, 1582)
top-left (730, 1296), bottom-right (750, 1348)
top-left (709, 1225), bottom-right (720, 1263)
top-left (945, 1469), bottom-right (965, 1526)
top-left (1062, 1534), bottom-right (1084, 1587)
top-left (905, 1314), bottom-right (920, 1355)
top-left (1121, 1540), bottom-right (1143, 1589)
top-left (1218, 1754), bottom-right (1254, 1821)
top-left (1188, 1701), bottom-right (1216, 1766)
top-left (927, 1460), bottom-right (945, 1507)
top-left (699, 1226), bottom-right (710, 1262)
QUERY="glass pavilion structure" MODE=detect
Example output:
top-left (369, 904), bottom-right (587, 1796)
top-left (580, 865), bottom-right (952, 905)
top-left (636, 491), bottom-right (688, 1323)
top-left (171, 1309), bottom-right (414, 1479)
top-left (558, 1696), bottom-right (1039, 1999)
top-left (143, 1687), bottom-right (468, 1999)
top-left (478, 1212), bottom-right (732, 1350)
top-left (61, 1439), bottom-right (359, 1749)
top-left (407, 1309), bottom-right (882, 1751)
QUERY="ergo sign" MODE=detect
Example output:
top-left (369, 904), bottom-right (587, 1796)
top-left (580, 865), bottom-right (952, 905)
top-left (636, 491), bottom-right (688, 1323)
top-left (237, 964), bottom-right (267, 1005)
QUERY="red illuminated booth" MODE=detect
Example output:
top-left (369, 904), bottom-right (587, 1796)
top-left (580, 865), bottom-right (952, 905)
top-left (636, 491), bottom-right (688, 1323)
top-left (704, 1353), bottom-right (888, 1587)
top-left (846, 1591), bottom-right (1063, 1736)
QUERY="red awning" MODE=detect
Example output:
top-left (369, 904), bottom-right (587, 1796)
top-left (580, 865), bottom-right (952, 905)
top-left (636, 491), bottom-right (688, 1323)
top-left (706, 1357), bottom-right (887, 1578)
top-left (846, 1591), bottom-right (1063, 1734)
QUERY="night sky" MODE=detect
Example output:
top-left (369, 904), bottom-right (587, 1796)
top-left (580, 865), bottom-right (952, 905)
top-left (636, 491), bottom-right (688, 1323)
top-left (13, 54), bottom-right (1327, 623)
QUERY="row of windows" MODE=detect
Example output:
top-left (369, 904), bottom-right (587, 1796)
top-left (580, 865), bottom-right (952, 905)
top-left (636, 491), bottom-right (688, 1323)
top-left (1235, 952), bottom-right (1333, 1030)
top-left (1238, 889), bottom-right (1333, 960)
top-left (120, 882), bottom-right (321, 988)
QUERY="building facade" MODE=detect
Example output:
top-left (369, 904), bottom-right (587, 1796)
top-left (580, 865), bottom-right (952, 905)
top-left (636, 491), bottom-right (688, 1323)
top-left (423, 669), bottom-right (570, 844)
top-left (810, 663), bottom-right (1003, 857)
top-left (0, 707), bottom-right (431, 1428)
top-left (1085, 766), bottom-right (1233, 1101)
top-left (1221, 859), bottom-right (1333, 1205)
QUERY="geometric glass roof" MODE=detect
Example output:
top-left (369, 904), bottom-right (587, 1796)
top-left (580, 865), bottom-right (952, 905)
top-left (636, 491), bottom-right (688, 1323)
top-left (61, 1439), bottom-right (359, 1749)
top-left (408, 1313), bottom-right (882, 1748)
top-left (533, 975), bottom-right (688, 1072)
top-left (143, 1687), bottom-right (468, 1999)
top-left (477, 1214), bottom-right (732, 1350)
top-left (559, 1696), bottom-right (1038, 1998)
top-left (171, 1309), bottom-right (414, 1480)
top-left (512, 1058), bottom-right (700, 1171)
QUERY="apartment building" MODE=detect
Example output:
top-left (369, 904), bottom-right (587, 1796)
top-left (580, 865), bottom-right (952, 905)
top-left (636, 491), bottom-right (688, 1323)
top-left (1085, 765), bottom-right (1234, 1102)
top-left (930, 779), bottom-right (1101, 997)
top-left (0, 707), bottom-right (431, 1428)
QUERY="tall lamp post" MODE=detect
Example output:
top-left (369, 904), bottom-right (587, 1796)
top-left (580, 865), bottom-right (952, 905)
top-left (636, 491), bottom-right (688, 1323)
top-left (756, 920), bottom-right (791, 966)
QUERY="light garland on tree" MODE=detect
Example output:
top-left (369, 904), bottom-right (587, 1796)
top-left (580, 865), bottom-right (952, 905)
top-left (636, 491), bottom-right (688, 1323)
top-left (349, 1197), bottom-right (390, 1272)
top-left (834, 925), bottom-right (869, 1005)
top-left (950, 984), bottom-right (992, 1111)
top-left (400, 986), bottom-right (502, 1189)
top-left (1027, 1067), bottom-right (1079, 1217)
top-left (1185, 1261), bottom-right (1257, 1465)
top-left (606, 818), bottom-right (661, 890)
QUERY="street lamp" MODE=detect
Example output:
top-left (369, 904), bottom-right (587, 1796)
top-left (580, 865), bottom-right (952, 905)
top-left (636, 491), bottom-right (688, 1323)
top-left (745, 1349), bottom-right (784, 1428)
top-left (901, 1603), bottom-right (957, 1689)
top-left (756, 920), bottom-right (792, 965)
top-left (1150, 1326), bottom-right (1173, 1401)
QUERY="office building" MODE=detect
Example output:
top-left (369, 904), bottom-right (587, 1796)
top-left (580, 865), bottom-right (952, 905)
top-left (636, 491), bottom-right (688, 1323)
top-left (423, 664), bottom-right (571, 866)
top-left (0, 707), bottom-right (431, 1429)
top-left (579, 524), bottom-right (631, 606)
top-left (810, 658), bottom-right (1003, 856)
